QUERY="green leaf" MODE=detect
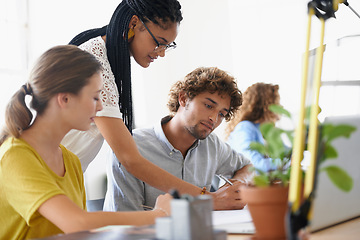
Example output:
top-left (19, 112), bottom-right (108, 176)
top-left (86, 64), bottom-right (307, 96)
top-left (260, 123), bottom-right (275, 139)
top-left (249, 142), bottom-right (267, 156)
top-left (323, 143), bottom-right (338, 160)
top-left (253, 167), bottom-right (265, 175)
top-left (267, 127), bottom-right (285, 159)
top-left (269, 104), bottom-right (291, 118)
top-left (321, 165), bottom-right (353, 192)
top-left (253, 175), bottom-right (270, 187)
top-left (325, 124), bottom-right (356, 142)
top-left (322, 124), bottom-right (356, 142)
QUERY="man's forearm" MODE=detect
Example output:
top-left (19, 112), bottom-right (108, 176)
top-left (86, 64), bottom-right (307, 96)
top-left (232, 164), bottom-right (253, 184)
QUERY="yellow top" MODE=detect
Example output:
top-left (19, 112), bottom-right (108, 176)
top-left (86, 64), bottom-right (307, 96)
top-left (0, 137), bottom-right (86, 240)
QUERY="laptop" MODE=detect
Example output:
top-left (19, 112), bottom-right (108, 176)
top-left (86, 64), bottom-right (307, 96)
top-left (309, 115), bottom-right (360, 231)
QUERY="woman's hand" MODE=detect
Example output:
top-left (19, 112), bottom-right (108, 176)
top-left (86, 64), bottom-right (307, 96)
top-left (153, 193), bottom-right (173, 217)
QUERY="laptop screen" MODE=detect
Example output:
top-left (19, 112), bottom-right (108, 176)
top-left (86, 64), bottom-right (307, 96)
top-left (309, 115), bottom-right (360, 231)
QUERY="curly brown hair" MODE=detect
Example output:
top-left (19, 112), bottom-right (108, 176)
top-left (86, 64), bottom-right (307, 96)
top-left (225, 82), bottom-right (280, 139)
top-left (167, 67), bottom-right (242, 121)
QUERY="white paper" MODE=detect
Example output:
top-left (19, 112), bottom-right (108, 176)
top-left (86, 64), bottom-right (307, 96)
top-left (212, 208), bottom-right (255, 234)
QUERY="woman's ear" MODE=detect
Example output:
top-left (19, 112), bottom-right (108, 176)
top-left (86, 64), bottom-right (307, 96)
top-left (127, 15), bottom-right (139, 42)
top-left (57, 93), bottom-right (70, 108)
top-left (128, 15), bottom-right (139, 30)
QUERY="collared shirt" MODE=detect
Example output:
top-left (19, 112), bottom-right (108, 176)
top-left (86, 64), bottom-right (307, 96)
top-left (103, 116), bottom-right (251, 211)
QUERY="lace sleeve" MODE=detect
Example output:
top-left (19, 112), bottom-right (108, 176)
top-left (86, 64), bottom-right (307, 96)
top-left (79, 37), bottom-right (120, 110)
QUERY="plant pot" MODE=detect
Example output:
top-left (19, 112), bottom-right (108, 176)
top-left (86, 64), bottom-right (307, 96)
top-left (241, 185), bottom-right (289, 240)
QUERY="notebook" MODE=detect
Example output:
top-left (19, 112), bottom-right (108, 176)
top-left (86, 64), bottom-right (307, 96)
top-left (212, 208), bottom-right (255, 234)
top-left (309, 115), bottom-right (360, 231)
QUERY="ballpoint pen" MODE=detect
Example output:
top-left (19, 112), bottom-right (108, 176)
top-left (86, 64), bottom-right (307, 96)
top-left (217, 174), bottom-right (233, 186)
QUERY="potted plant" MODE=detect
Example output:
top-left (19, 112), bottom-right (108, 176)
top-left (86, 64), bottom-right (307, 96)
top-left (240, 105), bottom-right (356, 240)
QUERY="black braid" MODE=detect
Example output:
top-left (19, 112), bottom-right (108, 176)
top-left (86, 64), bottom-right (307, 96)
top-left (68, 0), bottom-right (182, 133)
top-left (69, 26), bottom-right (107, 46)
top-left (126, 0), bottom-right (182, 25)
top-left (106, 1), bottom-right (134, 133)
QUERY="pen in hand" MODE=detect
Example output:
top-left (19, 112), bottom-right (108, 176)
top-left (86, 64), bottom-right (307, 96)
top-left (217, 174), bottom-right (233, 186)
top-left (141, 204), bottom-right (153, 210)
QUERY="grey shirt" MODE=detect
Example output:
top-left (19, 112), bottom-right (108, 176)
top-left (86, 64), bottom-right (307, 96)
top-left (103, 117), bottom-right (251, 211)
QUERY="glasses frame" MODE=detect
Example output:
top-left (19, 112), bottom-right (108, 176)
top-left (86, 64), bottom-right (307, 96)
top-left (139, 18), bottom-right (177, 52)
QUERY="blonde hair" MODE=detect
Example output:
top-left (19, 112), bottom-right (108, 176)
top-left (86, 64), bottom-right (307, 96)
top-left (225, 82), bottom-right (280, 139)
top-left (0, 45), bottom-right (101, 145)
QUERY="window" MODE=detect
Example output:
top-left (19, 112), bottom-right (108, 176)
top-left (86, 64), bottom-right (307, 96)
top-left (319, 35), bottom-right (360, 119)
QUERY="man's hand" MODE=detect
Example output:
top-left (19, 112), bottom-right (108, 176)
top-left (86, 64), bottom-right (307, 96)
top-left (211, 180), bottom-right (247, 210)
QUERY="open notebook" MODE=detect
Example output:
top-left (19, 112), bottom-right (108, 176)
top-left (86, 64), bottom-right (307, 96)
top-left (212, 207), bottom-right (255, 234)
top-left (309, 115), bottom-right (360, 231)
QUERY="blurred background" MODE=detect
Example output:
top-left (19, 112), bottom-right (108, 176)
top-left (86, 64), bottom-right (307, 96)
top-left (1, 0), bottom-right (360, 199)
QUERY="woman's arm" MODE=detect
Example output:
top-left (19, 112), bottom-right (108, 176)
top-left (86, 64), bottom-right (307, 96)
top-left (38, 194), bottom-right (169, 234)
top-left (94, 116), bottom-right (202, 195)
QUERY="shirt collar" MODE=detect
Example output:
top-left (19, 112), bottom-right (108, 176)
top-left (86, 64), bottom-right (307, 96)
top-left (154, 116), bottom-right (175, 152)
top-left (154, 116), bottom-right (200, 152)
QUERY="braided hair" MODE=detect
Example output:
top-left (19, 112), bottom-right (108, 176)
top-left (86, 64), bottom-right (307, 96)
top-left (69, 0), bottom-right (183, 133)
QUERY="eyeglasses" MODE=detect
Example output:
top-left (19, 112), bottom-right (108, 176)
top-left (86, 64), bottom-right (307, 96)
top-left (139, 18), bottom-right (177, 53)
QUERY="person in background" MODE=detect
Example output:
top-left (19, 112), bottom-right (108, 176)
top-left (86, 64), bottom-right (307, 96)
top-left (0, 45), bottom-right (171, 240)
top-left (225, 82), bottom-right (280, 172)
top-left (104, 67), bottom-right (253, 212)
top-left (61, 0), bottom-right (206, 196)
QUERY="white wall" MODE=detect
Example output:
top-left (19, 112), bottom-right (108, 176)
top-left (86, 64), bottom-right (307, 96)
top-left (2, 0), bottom-right (360, 133)
top-left (0, 0), bottom-right (28, 126)
top-left (131, 0), bottom-right (235, 137)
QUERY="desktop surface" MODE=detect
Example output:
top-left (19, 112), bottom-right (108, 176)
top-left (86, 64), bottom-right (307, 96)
top-left (32, 216), bottom-right (360, 240)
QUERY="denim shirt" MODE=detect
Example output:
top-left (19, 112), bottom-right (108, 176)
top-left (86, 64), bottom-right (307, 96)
top-left (227, 120), bottom-right (276, 172)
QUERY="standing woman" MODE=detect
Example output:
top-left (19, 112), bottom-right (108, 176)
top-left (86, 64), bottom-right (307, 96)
top-left (62, 0), bottom-right (204, 195)
top-left (0, 45), bottom-right (171, 240)
top-left (225, 83), bottom-right (281, 172)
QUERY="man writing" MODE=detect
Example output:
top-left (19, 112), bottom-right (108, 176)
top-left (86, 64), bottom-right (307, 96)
top-left (103, 67), bottom-right (252, 211)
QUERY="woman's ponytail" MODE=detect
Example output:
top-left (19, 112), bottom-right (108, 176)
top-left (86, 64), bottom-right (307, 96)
top-left (0, 84), bottom-right (33, 145)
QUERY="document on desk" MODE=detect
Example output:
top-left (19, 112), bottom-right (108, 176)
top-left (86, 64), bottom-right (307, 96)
top-left (212, 208), bottom-right (255, 234)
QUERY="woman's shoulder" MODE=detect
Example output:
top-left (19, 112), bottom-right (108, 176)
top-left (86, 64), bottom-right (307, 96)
top-left (236, 120), bottom-right (257, 129)
top-left (0, 137), bottom-right (34, 156)
top-left (60, 144), bottom-right (82, 165)
top-left (0, 138), bottom-right (41, 172)
top-left (59, 144), bottom-right (83, 173)
top-left (230, 120), bottom-right (259, 136)
top-left (78, 36), bottom-right (107, 59)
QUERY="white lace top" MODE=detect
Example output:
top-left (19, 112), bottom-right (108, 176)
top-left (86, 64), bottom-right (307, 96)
top-left (80, 36), bottom-right (122, 118)
top-left (62, 36), bottom-right (123, 172)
